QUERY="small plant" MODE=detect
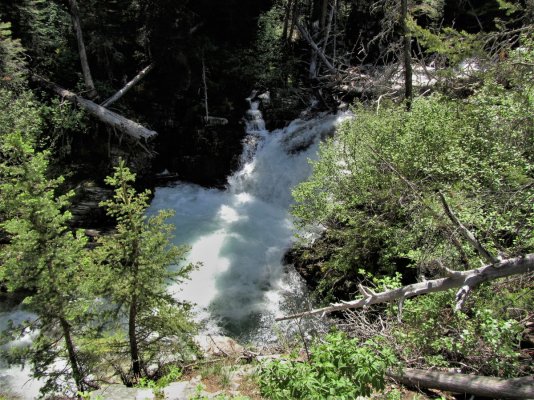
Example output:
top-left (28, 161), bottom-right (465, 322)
top-left (259, 331), bottom-right (396, 399)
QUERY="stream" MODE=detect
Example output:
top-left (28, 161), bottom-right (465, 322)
top-left (148, 94), bottom-right (349, 341)
top-left (0, 94), bottom-right (349, 398)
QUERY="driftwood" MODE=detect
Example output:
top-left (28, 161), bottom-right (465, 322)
top-left (34, 76), bottom-right (157, 141)
top-left (101, 63), bottom-right (155, 108)
top-left (386, 368), bottom-right (534, 399)
top-left (276, 253), bottom-right (534, 321)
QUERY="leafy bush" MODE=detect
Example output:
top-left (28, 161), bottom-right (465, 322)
top-left (395, 289), bottom-right (524, 377)
top-left (290, 39), bottom-right (533, 378)
top-left (292, 54), bottom-right (533, 291)
top-left (259, 332), bottom-right (396, 399)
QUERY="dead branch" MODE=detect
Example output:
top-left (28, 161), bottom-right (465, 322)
top-left (33, 75), bottom-right (157, 141)
top-left (66, 0), bottom-right (97, 99)
top-left (101, 63), bottom-right (155, 108)
top-left (296, 22), bottom-right (337, 74)
top-left (438, 192), bottom-right (499, 264)
top-left (275, 253), bottom-right (534, 321)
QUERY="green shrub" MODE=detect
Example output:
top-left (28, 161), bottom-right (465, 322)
top-left (259, 332), bottom-right (396, 399)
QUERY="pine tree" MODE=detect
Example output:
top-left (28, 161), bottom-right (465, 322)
top-left (0, 93), bottom-right (93, 396)
top-left (93, 161), bottom-right (197, 384)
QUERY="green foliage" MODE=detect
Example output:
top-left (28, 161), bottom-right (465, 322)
top-left (292, 42), bottom-right (534, 292)
top-left (91, 160), bottom-right (198, 380)
top-left (291, 40), bottom-right (533, 377)
top-left (0, 88), bottom-right (93, 395)
top-left (251, 1), bottom-right (299, 88)
top-left (0, 21), bottom-right (27, 88)
top-left (137, 365), bottom-right (182, 389)
top-left (259, 332), bottom-right (396, 399)
top-left (408, 19), bottom-right (484, 64)
top-left (396, 289), bottom-right (525, 377)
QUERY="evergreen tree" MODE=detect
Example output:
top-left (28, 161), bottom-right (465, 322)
top-left (92, 161), bottom-right (197, 384)
top-left (0, 89), bottom-right (93, 396)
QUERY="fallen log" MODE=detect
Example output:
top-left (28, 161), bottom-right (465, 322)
top-left (276, 253), bottom-right (534, 321)
top-left (101, 63), bottom-right (155, 108)
top-left (34, 76), bottom-right (157, 141)
top-left (386, 368), bottom-right (534, 399)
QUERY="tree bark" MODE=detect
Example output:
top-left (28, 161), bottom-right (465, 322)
top-left (387, 368), bottom-right (534, 399)
top-left (288, 0), bottom-right (300, 46)
top-left (129, 295), bottom-right (141, 378)
top-left (282, 0), bottom-right (293, 42)
top-left (33, 76), bottom-right (158, 141)
top-left (101, 63), bottom-right (155, 108)
top-left (67, 0), bottom-right (97, 99)
top-left (276, 253), bottom-right (534, 321)
top-left (60, 317), bottom-right (85, 396)
top-left (401, 0), bottom-right (413, 110)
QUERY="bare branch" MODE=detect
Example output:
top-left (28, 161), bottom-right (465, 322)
top-left (101, 63), bottom-right (155, 108)
top-left (275, 254), bottom-right (534, 321)
top-left (438, 192), bottom-right (499, 264)
top-left (296, 22), bottom-right (337, 74)
top-left (33, 75), bottom-right (157, 142)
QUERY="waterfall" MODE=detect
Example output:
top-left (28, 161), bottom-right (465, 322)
top-left (149, 94), bottom-right (350, 340)
top-left (0, 94), bottom-right (350, 397)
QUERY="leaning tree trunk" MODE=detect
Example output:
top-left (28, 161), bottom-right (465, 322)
top-left (387, 368), bottom-right (534, 399)
top-left (60, 317), bottom-right (85, 396)
top-left (67, 0), bottom-right (97, 99)
top-left (33, 76), bottom-right (157, 141)
top-left (401, 0), bottom-right (413, 110)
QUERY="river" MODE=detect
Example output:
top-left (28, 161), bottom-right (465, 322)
top-left (0, 94), bottom-right (348, 397)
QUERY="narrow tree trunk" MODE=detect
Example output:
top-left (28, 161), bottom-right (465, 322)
top-left (67, 0), bottom-right (97, 99)
top-left (129, 295), bottom-right (141, 379)
top-left (320, 0), bottom-right (329, 30)
top-left (60, 317), bottom-right (85, 396)
top-left (202, 55), bottom-right (209, 121)
top-left (288, 0), bottom-right (300, 46)
top-left (322, 1), bottom-right (335, 55)
top-left (33, 76), bottom-right (158, 141)
top-left (282, 0), bottom-right (293, 42)
top-left (101, 63), bottom-right (155, 108)
top-left (401, 0), bottom-right (413, 110)
top-left (387, 368), bottom-right (534, 399)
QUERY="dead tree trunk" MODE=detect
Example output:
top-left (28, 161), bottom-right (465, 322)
top-left (67, 0), bottom-right (97, 99)
top-left (276, 253), bottom-right (534, 321)
top-left (34, 76), bottom-right (157, 141)
top-left (297, 22), bottom-right (337, 74)
top-left (101, 63), bottom-right (155, 108)
top-left (387, 368), bottom-right (534, 399)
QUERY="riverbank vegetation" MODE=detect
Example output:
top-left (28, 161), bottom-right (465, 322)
top-left (275, 32), bottom-right (533, 400)
top-left (1, 0), bottom-right (533, 398)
